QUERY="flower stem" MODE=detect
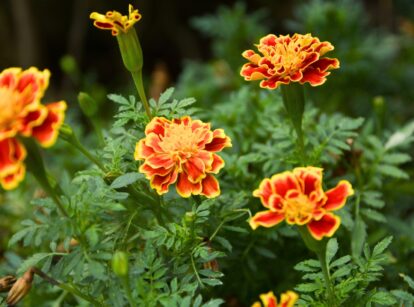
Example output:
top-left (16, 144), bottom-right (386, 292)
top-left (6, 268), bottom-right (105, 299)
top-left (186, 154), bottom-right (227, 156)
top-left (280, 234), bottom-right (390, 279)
top-left (297, 227), bottom-right (336, 306)
top-left (59, 124), bottom-right (106, 172)
top-left (121, 277), bottom-right (137, 307)
top-left (131, 70), bottom-right (152, 120)
top-left (22, 139), bottom-right (68, 217)
top-left (316, 247), bottom-right (336, 306)
top-left (32, 267), bottom-right (103, 307)
top-left (280, 84), bottom-right (306, 164)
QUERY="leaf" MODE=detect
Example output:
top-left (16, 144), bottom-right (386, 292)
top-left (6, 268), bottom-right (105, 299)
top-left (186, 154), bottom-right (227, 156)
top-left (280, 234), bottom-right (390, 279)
top-left (400, 273), bottom-right (414, 290)
top-left (158, 87), bottom-right (175, 105)
top-left (202, 298), bottom-right (225, 307)
top-left (361, 208), bottom-right (386, 223)
top-left (383, 153), bottom-right (411, 164)
top-left (351, 217), bottom-right (366, 258)
top-left (326, 238), bottom-right (338, 265)
top-left (295, 283), bottom-right (321, 292)
top-left (370, 291), bottom-right (397, 305)
top-left (214, 236), bottom-right (232, 252)
top-left (107, 94), bottom-right (130, 105)
top-left (391, 289), bottom-right (414, 302)
top-left (330, 255), bottom-right (352, 268)
top-left (8, 228), bottom-right (32, 247)
top-left (338, 117), bottom-right (365, 130)
top-left (201, 278), bottom-right (223, 286)
top-left (110, 173), bottom-right (144, 189)
top-left (294, 259), bottom-right (321, 272)
top-left (377, 164), bottom-right (409, 179)
top-left (372, 236), bottom-right (393, 257)
top-left (385, 121), bottom-right (414, 149)
top-left (18, 253), bottom-right (52, 275)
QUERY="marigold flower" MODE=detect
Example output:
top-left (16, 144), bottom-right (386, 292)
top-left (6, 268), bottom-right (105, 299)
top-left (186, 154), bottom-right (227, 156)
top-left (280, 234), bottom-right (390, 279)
top-left (135, 116), bottom-right (232, 198)
top-left (90, 4), bottom-right (141, 36)
top-left (252, 290), bottom-right (298, 307)
top-left (240, 33), bottom-right (339, 89)
top-left (250, 167), bottom-right (353, 240)
top-left (0, 67), bottom-right (66, 190)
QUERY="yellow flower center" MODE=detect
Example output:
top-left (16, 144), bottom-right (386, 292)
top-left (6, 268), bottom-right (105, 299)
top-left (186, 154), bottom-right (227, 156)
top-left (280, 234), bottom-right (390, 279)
top-left (261, 36), bottom-right (314, 77)
top-left (159, 123), bottom-right (202, 153)
top-left (0, 87), bottom-right (20, 129)
top-left (283, 194), bottom-right (315, 225)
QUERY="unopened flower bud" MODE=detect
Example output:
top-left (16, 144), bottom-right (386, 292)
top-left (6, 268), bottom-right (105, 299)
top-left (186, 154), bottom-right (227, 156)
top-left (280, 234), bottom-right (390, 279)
top-left (0, 276), bottom-right (16, 293)
top-left (112, 251), bottom-right (129, 277)
top-left (78, 92), bottom-right (98, 117)
top-left (6, 268), bottom-right (34, 306)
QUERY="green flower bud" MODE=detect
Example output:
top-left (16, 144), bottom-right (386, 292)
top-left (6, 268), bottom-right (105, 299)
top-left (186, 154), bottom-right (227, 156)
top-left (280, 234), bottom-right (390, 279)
top-left (78, 92), bottom-right (98, 117)
top-left (112, 251), bottom-right (129, 277)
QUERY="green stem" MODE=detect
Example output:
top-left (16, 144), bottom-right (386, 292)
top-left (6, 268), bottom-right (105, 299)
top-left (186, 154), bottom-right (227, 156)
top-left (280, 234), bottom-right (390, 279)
top-left (72, 139), bottom-right (106, 172)
top-left (22, 139), bottom-right (68, 217)
top-left (297, 227), bottom-right (336, 306)
top-left (316, 248), bottom-right (336, 306)
top-left (191, 253), bottom-right (204, 288)
top-left (32, 267), bottom-right (103, 307)
top-left (280, 84), bottom-right (306, 164)
top-left (131, 70), bottom-right (152, 120)
top-left (121, 278), bottom-right (137, 307)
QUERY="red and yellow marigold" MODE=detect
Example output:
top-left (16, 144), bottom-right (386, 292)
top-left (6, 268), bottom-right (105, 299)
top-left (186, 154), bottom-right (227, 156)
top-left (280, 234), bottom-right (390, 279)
top-left (135, 116), bottom-right (232, 198)
top-left (252, 290), bottom-right (298, 307)
top-left (90, 4), bottom-right (141, 36)
top-left (240, 33), bottom-right (339, 89)
top-left (250, 167), bottom-right (353, 240)
top-left (0, 67), bottom-right (66, 190)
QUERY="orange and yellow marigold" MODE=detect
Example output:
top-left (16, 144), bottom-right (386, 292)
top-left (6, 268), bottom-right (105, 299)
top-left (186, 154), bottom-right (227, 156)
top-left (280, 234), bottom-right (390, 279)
top-left (250, 167), bottom-right (353, 240)
top-left (252, 290), bottom-right (298, 307)
top-left (135, 116), bottom-right (232, 198)
top-left (90, 4), bottom-right (142, 36)
top-left (0, 67), bottom-right (66, 190)
top-left (240, 33), bottom-right (339, 89)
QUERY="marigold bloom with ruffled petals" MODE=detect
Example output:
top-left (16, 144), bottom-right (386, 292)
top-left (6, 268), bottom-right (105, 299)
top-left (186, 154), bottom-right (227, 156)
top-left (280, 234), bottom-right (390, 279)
top-left (90, 4), bottom-right (141, 36)
top-left (250, 167), bottom-right (353, 240)
top-left (252, 290), bottom-right (298, 307)
top-left (0, 67), bottom-right (66, 190)
top-left (135, 116), bottom-right (232, 198)
top-left (240, 33), bottom-right (340, 89)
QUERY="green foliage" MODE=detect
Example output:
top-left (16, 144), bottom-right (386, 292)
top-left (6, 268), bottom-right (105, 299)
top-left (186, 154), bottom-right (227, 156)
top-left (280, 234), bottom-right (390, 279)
top-left (295, 237), bottom-right (395, 306)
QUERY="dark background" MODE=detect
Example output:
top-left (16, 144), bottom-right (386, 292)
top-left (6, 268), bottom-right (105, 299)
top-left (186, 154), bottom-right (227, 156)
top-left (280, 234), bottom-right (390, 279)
top-left (0, 0), bottom-right (412, 94)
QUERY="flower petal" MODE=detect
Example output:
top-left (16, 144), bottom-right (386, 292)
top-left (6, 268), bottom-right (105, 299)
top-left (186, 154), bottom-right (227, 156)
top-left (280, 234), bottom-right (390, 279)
top-left (201, 174), bottom-right (220, 198)
top-left (249, 210), bottom-right (285, 230)
top-left (324, 180), bottom-right (354, 211)
top-left (307, 213), bottom-right (341, 240)
top-left (279, 291), bottom-right (299, 307)
top-left (253, 178), bottom-right (274, 208)
top-left (176, 172), bottom-right (202, 197)
top-left (259, 291), bottom-right (278, 307)
top-left (31, 101), bottom-right (66, 147)
top-left (204, 129), bottom-right (232, 152)
top-left (270, 171), bottom-right (301, 199)
top-left (183, 156), bottom-right (206, 183)
top-left (0, 163), bottom-right (25, 190)
top-left (209, 154), bottom-right (225, 174)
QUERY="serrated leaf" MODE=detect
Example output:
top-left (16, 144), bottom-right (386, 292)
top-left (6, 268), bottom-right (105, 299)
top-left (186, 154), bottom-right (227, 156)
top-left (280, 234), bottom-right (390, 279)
top-left (400, 274), bottom-right (414, 289)
top-left (370, 291), bottom-right (397, 305)
top-left (107, 93), bottom-right (130, 105)
top-left (352, 217), bottom-right (366, 258)
top-left (295, 283), bottom-right (321, 292)
top-left (361, 208), bottom-right (387, 223)
top-left (158, 87), bottom-right (175, 105)
top-left (372, 236), bottom-right (393, 256)
top-left (330, 255), bottom-right (352, 268)
top-left (383, 153), bottom-right (411, 164)
top-left (391, 289), bottom-right (414, 302)
top-left (338, 117), bottom-right (365, 130)
top-left (110, 173), bottom-right (143, 189)
top-left (18, 253), bottom-right (52, 275)
top-left (294, 259), bottom-right (321, 272)
top-left (326, 238), bottom-right (338, 265)
top-left (377, 164), bottom-right (409, 179)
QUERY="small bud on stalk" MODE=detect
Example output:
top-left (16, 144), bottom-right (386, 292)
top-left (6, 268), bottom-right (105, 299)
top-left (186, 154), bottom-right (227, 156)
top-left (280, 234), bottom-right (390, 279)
top-left (112, 251), bottom-right (129, 277)
top-left (0, 276), bottom-right (16, 293)
top-left (6, 268), bottom-right (34, 306)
